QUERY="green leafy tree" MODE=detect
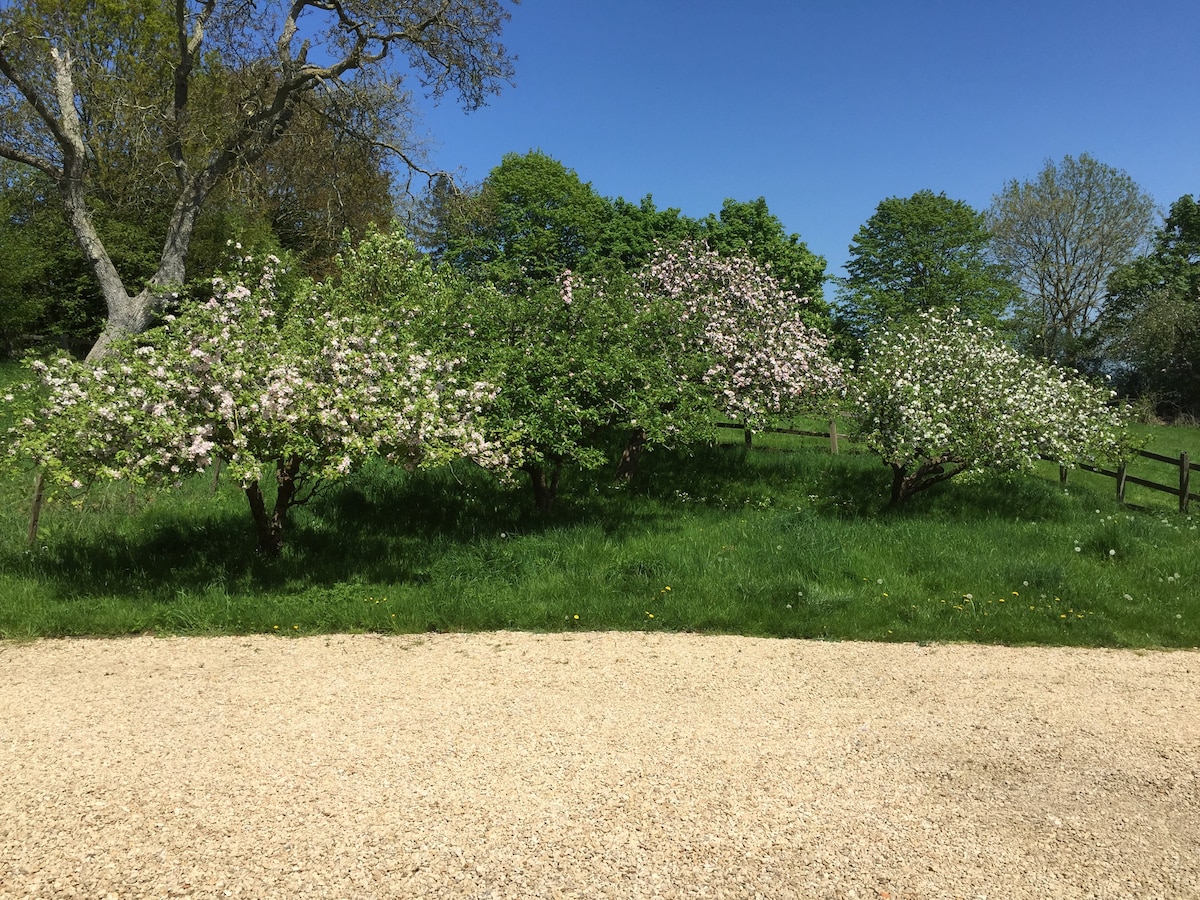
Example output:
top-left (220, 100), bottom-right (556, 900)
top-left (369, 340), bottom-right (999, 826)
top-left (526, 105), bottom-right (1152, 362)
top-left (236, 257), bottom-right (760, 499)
top-left (1097, 194), bottom-right (1200, 417)
top-left (0, 164), bottom-right (77, 350)
top-left (0, 0), bottom-right (516, 359)
top-left (433, 150), bottom-right (613, 293)
top-left (0, 161), bottom-right (161, 352)
top-left (190, 111), bottom-right (398, 281)
top-left (330, 228), bottom-right (663, 511)
top-left (591, 194), bottom-right (700, 274)
top-left (987, 154), bottom-right (1156, 367)
top-left (837, 190), bottom-right (1017, 348)
top-left (699, 197), bottom-right (828, 325)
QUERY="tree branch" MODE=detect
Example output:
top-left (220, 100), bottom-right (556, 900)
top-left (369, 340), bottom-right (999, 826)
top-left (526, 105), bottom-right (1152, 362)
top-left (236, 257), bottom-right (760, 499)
top-left (0, 138), bottom-right (57, 177)
top-left (0, 36), bottom-right (73, 161)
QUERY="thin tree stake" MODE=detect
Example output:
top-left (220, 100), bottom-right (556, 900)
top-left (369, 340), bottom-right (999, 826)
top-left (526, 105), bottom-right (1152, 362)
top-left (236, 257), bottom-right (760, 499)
top-left (27, 470), bottom-right (45, 546)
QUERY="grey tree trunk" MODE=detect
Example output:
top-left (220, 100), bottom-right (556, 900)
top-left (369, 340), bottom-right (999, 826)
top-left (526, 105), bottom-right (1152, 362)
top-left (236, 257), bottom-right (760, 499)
top-left (81, 175), bottom-right (208, 361)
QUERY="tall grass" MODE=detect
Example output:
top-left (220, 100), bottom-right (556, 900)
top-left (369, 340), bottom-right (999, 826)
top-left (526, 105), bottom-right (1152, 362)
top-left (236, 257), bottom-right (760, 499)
top-left (1, 412), bottom-right (1197, 646)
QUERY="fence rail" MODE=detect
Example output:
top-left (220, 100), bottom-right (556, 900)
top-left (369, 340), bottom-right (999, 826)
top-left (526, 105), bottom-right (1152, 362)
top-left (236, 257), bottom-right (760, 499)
top-left (1073, 449), bottom-right (1196, 512)
top-left (714, 420), bottom-right (849, 454)
top-left (717, 421), bottom-right (1197, 513)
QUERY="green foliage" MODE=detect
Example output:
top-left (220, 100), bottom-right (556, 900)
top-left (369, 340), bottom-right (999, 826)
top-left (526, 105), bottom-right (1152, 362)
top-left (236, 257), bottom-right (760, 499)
top-left (837, 190), bottom-right (1017, 351)
top-left (330, 229), bottom-right (676, 509)
top-left (424, 157), bottom-right (825, 336)
top-left (0, 162), bottom-right (164, 351)
top-left (436, 151), bottom-right (614, 293)
top-left (592, 194), bottom-right (700, 273)
top-left (699, 197), bottom-right (828, 322)
top-left (1098, 194), bottom-right (1200, 417)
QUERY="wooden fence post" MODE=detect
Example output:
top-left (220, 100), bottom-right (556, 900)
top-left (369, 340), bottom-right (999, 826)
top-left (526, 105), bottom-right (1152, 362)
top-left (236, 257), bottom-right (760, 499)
top-left (744, 427), bottom-right (752, 448)
top-left (210, 457), bottom-right (223, 494)
top-left (829, 419), bottom-right (839, 455)
top-left (1116, 463), bottom-right (1127, 503)
top-left (27, 470), bottom-right (45, 546)
top-left (1059, 465), bottom-right (1068, 485)
top-left (1181, 452), bottom-right (1191, 513)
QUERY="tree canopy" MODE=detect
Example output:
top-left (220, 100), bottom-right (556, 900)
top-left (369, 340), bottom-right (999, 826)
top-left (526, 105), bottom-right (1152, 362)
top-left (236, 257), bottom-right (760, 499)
top-left (1097, 194), bottom-right (1200, 417)
top-left (430, 150), bottom-right (612, 293)
top-left (987, 154), bottom-right (1156, 368)
top-left (852, 310), bottom-right (1128, 504)
top-left (837, 190), bottom-right (1017, 347)
top-left (7, 248), bottom-right (500, 554)
top-left (698, 197), bottom-right (828, 322)
top-left (0, 0), bottom-right (516, 358)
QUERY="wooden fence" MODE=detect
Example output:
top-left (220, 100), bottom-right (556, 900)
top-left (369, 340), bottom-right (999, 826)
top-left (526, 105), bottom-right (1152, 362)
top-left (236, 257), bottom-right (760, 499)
top-left (716, 421), bottom-right (1199, 513)
top-left (714, 421), bottom-right (846, 454)
top-left (1060, 450), bottom-right (1198, 513)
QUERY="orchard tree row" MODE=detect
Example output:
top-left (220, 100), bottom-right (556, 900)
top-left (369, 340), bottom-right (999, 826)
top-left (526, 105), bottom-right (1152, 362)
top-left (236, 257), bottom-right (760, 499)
top-left (7, 232), bottom-right (845, 553)
top-left (6, 222), bottom-right (1127, 554)
top-left (0, 1), bottom-right (1166, 554)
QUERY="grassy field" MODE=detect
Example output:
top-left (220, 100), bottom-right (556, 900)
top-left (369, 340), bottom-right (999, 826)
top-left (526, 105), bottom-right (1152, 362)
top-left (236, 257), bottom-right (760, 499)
top-left (2, 359), bottom-right (1198, 645)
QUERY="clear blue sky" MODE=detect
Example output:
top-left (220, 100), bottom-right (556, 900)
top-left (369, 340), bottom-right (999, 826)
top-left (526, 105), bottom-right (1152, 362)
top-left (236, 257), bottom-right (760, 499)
top-left (411, 0), bottom-right (1199, 280)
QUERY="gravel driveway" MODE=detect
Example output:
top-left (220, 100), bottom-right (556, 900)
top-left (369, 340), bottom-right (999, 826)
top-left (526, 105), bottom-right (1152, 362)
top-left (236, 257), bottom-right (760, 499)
top-left (1, 632), bottom-right (1197, 899)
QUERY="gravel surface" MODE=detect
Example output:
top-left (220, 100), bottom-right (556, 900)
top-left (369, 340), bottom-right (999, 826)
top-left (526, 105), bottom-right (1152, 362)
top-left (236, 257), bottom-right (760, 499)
top-left (1, 632), bottom-right (1198, 899)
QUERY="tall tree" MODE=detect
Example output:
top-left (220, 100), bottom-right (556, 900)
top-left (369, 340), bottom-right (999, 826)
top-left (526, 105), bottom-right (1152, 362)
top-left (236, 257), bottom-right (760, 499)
top-left (698, 197), bottom-right (828, 324)
top-left (433, 150), bottom-right (612, 293)
top-left (0, 0), bottom-right (516, 359)
top-left (987, 154), bottom-right (1156, 367)
top-left (194, 108), bottom-right (398, 280)
top-left (592, 194), bottom-right (699, 274)
top-left (0, 160), bottom-right (161, 353)
top-left (1097, 194), bottom-right (1200, 417)
top-left (0, 107), bottom-right (397, 356)
top-left (837, 190), bottom-right (1017, 347)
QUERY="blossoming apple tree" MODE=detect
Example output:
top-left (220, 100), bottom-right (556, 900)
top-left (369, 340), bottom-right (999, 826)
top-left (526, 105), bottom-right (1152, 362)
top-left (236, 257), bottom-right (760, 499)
top-left (7, 251), bottom-right (498, 554)
top-left (315, 231), bottom-right (843, 510)
top-left (634, 240), bottom-right (842, 430)
top-left (852, 310), bottom-right (1130, 504)
top-left (327, 229), bottom-right (663, 511)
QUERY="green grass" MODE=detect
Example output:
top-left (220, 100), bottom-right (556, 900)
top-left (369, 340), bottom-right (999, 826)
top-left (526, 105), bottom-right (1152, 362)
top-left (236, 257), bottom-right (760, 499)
top-left (1, 417), bottom-right (1197, 646)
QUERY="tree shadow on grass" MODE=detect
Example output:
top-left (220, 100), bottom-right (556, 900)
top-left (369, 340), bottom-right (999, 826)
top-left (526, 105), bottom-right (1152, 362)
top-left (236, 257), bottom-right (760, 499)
top-left (9, 456), bottom-right (685, 602)
top-left (895, 469), bottom-right (1095, 524)
top-left (5, 445), bottom-right (1102, 606)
